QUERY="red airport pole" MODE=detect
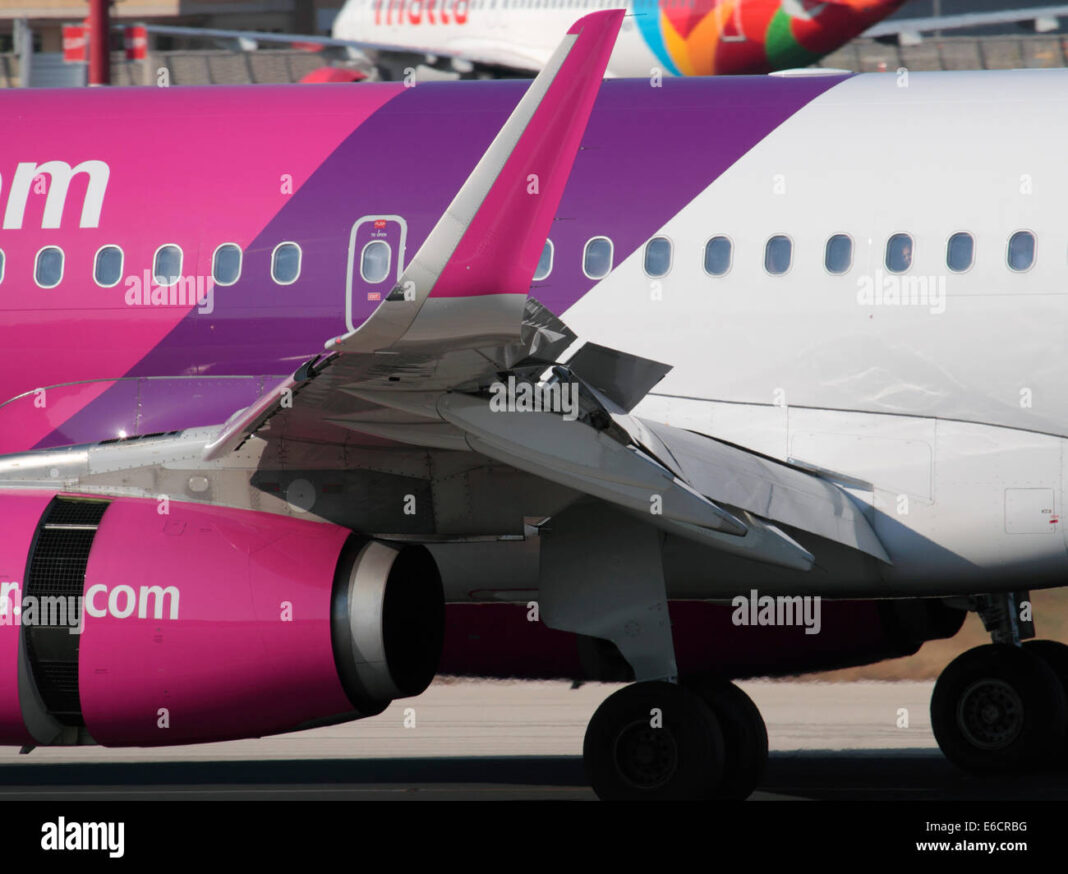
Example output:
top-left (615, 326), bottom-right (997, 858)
top-left (87, 0), bottom-right (110, 85)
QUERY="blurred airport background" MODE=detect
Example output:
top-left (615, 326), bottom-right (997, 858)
top-left (4, 0), bottom-right (1068, 86)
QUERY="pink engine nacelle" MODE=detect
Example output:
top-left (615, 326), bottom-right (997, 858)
top-left (0, 493), bottom-right (443, 747)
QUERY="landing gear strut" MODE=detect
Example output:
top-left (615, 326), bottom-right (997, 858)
top-left (540, 505), bottom-right (770, 800)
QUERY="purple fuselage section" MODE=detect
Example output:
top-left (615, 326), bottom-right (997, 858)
top-left (0, 75), bottom-right (844, 451)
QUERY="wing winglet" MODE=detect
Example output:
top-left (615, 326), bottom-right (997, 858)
top-left (326, 10), bottom-right (624, 354)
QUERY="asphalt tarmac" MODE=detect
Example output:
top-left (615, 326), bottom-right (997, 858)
top-left (1, 679), bottom-right (1065, 800)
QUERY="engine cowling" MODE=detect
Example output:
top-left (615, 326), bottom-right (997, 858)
top-left (0, 493), bottom-right (443, 747)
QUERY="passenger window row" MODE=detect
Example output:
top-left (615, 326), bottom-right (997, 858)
top-left (564, 231), bottom-right (1037, 280)
top-left (711, 231), bottom-right (1033, 277)
top-left (7, 230), bottom-right (1042, 291)
top-left (18, 242), bottom-right (304, 290)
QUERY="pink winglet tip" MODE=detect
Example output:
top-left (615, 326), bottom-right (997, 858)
top-left (567, 8), bottom-right (626, 36)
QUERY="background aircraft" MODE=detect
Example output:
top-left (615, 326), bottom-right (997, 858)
top-left (330, 0), bottom-right (909, 76)
top-left (147, 0), bottom-right (910, 78)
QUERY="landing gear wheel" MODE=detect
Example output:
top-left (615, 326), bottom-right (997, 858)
top-left (583, 680), bottom-right (725, 800)
top-left (1024, 639), bottom-right (1068, 690)
top-left (930, 643), bottom-right (1067, 774)
top-left (687, 679), bottom-right (768, 799)
top-left (1024, 639), bottom-right (1068, 763)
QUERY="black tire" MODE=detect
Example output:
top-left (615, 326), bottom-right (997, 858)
top-left (930, 643), bottom-right (1067, 774)
top-left (688, 679), bottom-right (768, 800)
top-left (1024, 639), bottom-right (1068, 690)
top-left (583, 681), bottom-right (725, 801)
top-left (1024, 639), bottom-right (1068, 763)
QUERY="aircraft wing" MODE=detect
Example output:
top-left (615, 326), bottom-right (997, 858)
top-left (864, 5), bottom-right (1068, 40)
top-left (202, 10), bottom-right (889, 573)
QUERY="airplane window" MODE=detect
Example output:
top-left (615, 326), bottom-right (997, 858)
top-left (534, 240), bottom-right (553, 281)
top-left (0, 249), bottom-right (5, 284)
top-left (213, 243), bottom-right (242, 286)
top-left (764, 235), bottom-right (792, 276)
top-left (643, 236), bottom-right (672, 278)
top-left (946, 232), bottom-right (974, 273)
top-left (153, 244), bottom-right (183, 286)
top-left (271, 242), bottom-right (302, 285)
top-left (824, 234), bottom-right (852, 275)
top-left (703, 236), bottom-right (732, 276)
top-left (583, 237), bottom-right (613, 279)
top-left (885, 233), bottom-right (913, 274)
top-left (1007, 231), bottom-right (1035, 272)
top-left (35, 246), bottom-right (64, 289)
top-left (360, 240), bottom-right (392, 283)
top-left (94, 245), bottom-right (124, 287)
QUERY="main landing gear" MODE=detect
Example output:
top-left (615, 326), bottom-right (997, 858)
top-left (536, 504), bottom-right (770, 800)
top-left (582, 679), bottom-right (768, 801)
top-left (930, 592), bottom-right (1068, 773)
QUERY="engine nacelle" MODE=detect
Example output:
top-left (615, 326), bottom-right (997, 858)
top-left (0, 493), bottom-right (443, 747)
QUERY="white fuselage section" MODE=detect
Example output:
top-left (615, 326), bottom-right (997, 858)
top-left (564, 70), bottom-right (1068, 589)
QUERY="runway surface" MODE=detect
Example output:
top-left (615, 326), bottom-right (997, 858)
top-left (1, 679), bottom-right (1065, 800)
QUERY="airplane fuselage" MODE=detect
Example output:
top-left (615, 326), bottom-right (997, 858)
top-left (0, 70), bottom-right (1066, 593)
